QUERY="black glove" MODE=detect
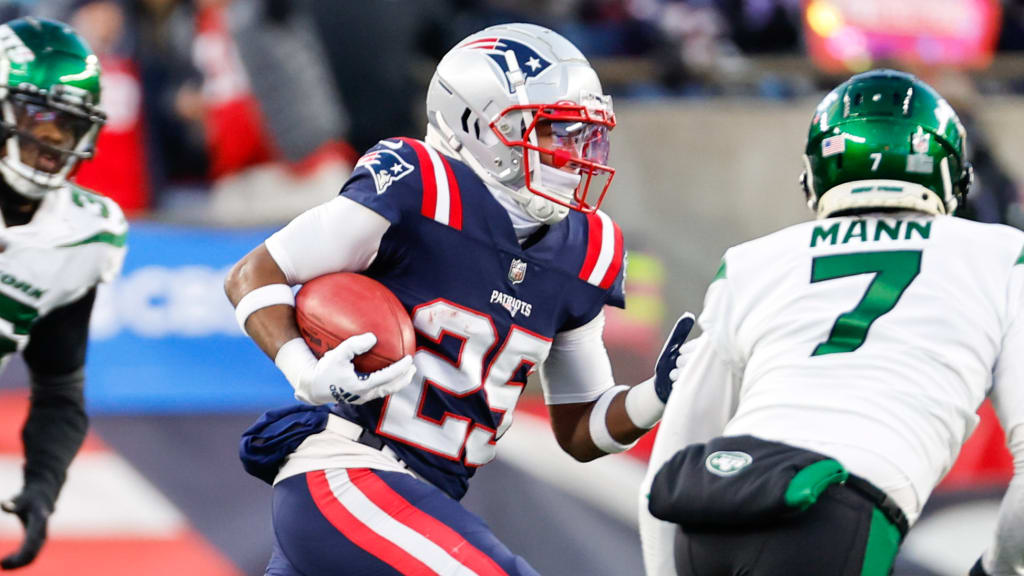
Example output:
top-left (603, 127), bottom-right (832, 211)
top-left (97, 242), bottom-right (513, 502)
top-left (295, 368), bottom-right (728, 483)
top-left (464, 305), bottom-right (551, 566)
top-left (654, 313), bottom-right (696, 403)
top-left (969, 557), bottom-right (991, 576)
top-left (0, 491), bottom-right (51, 570)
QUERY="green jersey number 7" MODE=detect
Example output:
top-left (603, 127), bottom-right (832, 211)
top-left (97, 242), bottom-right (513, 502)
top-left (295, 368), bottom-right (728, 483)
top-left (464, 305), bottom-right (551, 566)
top-left (811, 250), bottom-right (922, 356)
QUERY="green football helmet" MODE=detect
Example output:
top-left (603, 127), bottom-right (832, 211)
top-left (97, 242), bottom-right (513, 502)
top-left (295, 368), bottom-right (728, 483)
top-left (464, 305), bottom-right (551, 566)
top-left (0, 17), bottom-right (105, 199)
top-left (801, 69), bottom-right (972, 218)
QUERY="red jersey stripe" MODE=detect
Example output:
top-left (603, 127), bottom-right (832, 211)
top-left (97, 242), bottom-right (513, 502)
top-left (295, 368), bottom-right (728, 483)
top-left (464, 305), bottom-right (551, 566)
top-left (440, 155), bottom-right (463, 230)
top-left (599, 219), bottom-right (624, 290)
top-left (398, 138), bottom-right (437, 221)
top-left (579, 212), bottom-right (603, 282)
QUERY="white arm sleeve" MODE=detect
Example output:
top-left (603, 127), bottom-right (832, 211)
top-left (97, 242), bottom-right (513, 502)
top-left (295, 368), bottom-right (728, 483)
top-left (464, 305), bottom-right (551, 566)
top-left (639, 269), bottom-right (743, 576)
top-left (984, 266), bottom-right (1024, 575)
top-left (264, 195), bottom-right (392, 284)
top-left (539, 311), bottom-right (616, 405)
top-left (638, 334), bottom-right (741, 576)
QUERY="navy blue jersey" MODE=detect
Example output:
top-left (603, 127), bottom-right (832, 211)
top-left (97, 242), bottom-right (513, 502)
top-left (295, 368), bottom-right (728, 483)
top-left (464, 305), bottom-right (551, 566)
top-left (333, 138), bottom-right (626, 500)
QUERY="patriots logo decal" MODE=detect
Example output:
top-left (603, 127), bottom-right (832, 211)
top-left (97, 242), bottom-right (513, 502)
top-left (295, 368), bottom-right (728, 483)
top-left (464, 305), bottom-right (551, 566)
top-left (356, 148), bottom-right (414, 194)
top-left (462, 37), bottom-right (552, 93)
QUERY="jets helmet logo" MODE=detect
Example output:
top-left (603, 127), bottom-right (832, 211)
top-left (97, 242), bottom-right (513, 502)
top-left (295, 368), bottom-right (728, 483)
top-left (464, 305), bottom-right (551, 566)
top-left (356, 148), bottom-right (415, 194)
top-left (0, 25), bottom-right (34, 64)
top-left (462, 37), bottom-right (551, 93)
top-left (705, 451), bottom-right (753, 477)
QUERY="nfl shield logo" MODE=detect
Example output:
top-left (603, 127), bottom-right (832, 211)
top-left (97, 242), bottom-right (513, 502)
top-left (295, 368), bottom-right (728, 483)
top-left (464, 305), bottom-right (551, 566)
top-left (911, 132), bottom-right (931, 154)
top-left (508, 259), bottom-right (527, 285)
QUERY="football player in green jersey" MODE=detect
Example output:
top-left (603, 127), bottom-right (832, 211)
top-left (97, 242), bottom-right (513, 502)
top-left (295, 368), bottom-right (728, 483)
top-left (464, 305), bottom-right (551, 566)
top-left (640, 70), bottom-right (1023, 576)
top-left (0, 17), bottom-right (127, 569)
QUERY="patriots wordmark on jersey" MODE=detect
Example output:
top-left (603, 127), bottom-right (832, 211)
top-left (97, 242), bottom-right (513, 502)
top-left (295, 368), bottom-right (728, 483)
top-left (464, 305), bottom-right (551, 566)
top-left (0, 183), bottom-right (126, 359)
top-left (328, 137), bottom-right (626, 499)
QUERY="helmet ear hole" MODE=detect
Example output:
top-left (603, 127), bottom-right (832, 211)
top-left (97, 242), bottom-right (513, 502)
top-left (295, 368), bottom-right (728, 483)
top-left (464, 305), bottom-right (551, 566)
top-left (459, 107), bottom-right (483, 141)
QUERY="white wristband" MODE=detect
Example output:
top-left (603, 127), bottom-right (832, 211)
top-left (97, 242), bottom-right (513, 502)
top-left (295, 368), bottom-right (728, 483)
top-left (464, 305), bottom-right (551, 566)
top-left (588, 385), bottom-right (637, 454)
top-left (235, 284), bottom-right (295, 335)
top-left (624, 378), bottom-right (665, 429)
top-left (274, 337), bottom-right (317, 393)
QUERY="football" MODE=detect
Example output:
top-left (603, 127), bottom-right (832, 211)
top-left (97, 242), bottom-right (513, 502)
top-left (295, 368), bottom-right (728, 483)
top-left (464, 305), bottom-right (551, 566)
top-left (294, 272), bottom-right (416, 373)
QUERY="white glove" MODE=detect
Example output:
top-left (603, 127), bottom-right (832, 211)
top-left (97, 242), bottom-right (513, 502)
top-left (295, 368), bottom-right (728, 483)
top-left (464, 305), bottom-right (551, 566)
top-left (275, 333), bottom-right (416, 406)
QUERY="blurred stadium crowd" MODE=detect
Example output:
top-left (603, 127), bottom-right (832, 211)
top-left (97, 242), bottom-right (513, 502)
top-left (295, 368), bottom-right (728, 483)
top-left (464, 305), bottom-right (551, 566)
top-left (0, 0), bottom-right (1021, 230)
top-left (0, 3), bottom-right (1020, 575)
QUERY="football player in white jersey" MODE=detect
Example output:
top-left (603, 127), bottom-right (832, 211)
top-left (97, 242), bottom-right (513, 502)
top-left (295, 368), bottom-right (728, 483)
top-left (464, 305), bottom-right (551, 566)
top-left (0, 17), bottom-right (127, 569)
top-left (639, 69), bottom-right (1024, 576)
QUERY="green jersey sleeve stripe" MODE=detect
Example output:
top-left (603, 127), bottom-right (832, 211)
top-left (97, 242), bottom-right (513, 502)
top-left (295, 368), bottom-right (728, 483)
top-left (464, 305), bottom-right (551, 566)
top-left (1017, 245), bottom-right (1024, 266)
top-left (61, 231), bottom-right (126, 248)
top-left (0, 292), bottom-right (38, 335)
top-left (713, 258), bottom-right (727, 282)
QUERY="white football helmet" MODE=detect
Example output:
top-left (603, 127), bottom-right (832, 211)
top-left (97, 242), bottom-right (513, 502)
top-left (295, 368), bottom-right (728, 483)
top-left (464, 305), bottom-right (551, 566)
top-left (425, 23), bottom-right (615, 225)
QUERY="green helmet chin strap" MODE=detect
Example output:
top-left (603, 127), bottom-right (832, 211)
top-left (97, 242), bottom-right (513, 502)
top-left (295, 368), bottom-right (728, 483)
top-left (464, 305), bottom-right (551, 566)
top-left (802, 69), bottom-right (972, 219)
top-left (0, 18), bottom-right (105, 200)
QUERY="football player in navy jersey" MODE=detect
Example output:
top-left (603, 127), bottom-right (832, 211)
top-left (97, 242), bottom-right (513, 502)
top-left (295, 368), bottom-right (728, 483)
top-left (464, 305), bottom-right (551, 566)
top-left (225, 23), bottom-right (694, 575)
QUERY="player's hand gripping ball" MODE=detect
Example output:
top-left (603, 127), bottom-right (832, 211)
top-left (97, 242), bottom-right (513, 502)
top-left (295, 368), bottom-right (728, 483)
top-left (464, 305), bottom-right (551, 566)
top-left (291, 273), bottom-right (418, 405)
top-left (295, 273), bottom-right (416, 372)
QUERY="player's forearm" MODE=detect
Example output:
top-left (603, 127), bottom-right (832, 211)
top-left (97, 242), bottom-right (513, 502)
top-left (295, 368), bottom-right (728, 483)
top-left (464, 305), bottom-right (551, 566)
top-left (224, 244), bottom-right (302, 360)
top-left (606, 386), bottom-right (655, 445)
top-left (22, 371), bottom-right (88, 509)
top-left (549, 389), bottom-right (655, 462)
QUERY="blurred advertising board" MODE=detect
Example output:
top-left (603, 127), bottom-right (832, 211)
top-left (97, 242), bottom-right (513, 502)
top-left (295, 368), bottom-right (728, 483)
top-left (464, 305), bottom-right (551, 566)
top-left (802, 0), bottom-right (1002, 73)
top-left (86, 222), bottom-right (294, 413)
top-left (83, 224), bottom-right (668, 414)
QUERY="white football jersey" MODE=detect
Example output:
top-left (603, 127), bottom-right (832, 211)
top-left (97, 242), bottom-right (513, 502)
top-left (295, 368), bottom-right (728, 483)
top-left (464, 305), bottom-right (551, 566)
top-left (641, 212), bottom-right (1024, 576)
top-left (0, 184), bottom-right (127, 356)
top-left (700, 212), bottom-right (1024, 518)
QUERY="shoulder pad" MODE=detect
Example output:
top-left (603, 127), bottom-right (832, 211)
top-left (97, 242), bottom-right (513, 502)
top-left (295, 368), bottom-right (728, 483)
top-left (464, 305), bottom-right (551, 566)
top-left (354, 138), bottom-right (464, 230)
top-left (62, 185), bottom-right (128, 248)
top-left (578, 210), bottom-right (624, 290)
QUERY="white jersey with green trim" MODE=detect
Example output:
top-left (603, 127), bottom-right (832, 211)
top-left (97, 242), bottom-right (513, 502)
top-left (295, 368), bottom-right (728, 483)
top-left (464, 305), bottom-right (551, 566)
top-left (0, 184), bottom-right (127, 355)
top-left (702, 212), bottom-right (1024, 520)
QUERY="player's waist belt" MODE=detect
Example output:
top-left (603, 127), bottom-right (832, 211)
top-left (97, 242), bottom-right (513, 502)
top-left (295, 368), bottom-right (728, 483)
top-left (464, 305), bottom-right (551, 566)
top-left (843, 474), bottom-right (909, 538)
top-left (647, 434), bottom-right (910, 537)
top-left (327, 414), bottom-right (401, 461)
